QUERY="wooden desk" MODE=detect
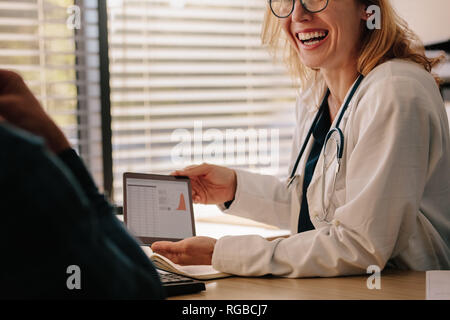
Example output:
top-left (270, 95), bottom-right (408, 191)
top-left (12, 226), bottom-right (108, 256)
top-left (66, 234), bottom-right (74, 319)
top-left (169, 269), bottom-right (425, 300)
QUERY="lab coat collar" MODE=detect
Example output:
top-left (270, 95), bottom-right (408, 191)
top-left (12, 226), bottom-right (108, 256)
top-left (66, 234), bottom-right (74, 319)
top-left (300, 72), bottom-right (364, 118)
top-left (298, 73), bottom-right (328, 114)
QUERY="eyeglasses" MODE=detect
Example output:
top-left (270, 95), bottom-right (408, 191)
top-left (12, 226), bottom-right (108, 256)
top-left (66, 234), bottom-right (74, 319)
top-left (269, 0), bottom-right (329, 18)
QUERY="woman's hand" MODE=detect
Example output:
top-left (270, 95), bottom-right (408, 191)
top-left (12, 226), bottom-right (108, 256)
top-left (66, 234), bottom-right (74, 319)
top-left (151, 236), bottom-right (217, 265)
top-left (171, 163), bottom-right (237, 205)
top-left (0, 70), bottom-right (71, 153)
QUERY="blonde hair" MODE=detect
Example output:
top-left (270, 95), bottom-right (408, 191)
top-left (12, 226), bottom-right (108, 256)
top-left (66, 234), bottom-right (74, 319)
top-left (261, 0), bottom-right (443, 88)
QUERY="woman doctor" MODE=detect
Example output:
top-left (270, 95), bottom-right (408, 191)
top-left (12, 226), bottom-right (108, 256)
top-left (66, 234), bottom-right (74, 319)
top-left (152, 0), bottom-right (450, 277)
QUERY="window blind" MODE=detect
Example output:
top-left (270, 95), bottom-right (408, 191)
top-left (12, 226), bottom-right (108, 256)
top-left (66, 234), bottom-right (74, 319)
top-left (0, 0), bottom-right (103, 189)
top-left (107, 0), bottom-right (297, 205)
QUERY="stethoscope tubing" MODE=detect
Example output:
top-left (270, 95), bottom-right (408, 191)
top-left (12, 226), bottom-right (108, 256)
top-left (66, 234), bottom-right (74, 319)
top-left (288, 74), bottom-right (364, 183)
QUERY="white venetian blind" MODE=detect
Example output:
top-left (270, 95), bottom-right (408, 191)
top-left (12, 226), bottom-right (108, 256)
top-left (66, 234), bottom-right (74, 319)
top-left (0, 0), bottom-right (103, 189)
top-left (107, 0), bottom-right (297, 205)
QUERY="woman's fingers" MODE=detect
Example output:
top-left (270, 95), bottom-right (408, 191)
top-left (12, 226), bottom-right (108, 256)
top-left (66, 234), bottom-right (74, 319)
top-left (157, 252), bottom-right (197, 265)
top-left (181, 175), bottom-right (208, 203)
top-left (151, 241), bottom-right (190, 264)
top-left (171, 163), bottom-right (210, 177)
top-left (151, 237), bottom-right (215, 265)
top-left (191, 185), bottom-right (208, 203)
top-left (151, 241), bottom-right (176, 253)
top-left (170, 163), bottom-right (231, 204)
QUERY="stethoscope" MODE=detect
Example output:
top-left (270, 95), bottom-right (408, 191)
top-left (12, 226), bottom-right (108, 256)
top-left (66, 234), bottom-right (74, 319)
top-left (286, 74), bottom-right (364, 223)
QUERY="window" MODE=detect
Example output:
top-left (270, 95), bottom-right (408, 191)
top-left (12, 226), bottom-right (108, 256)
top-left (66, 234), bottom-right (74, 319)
top-left (106, 0), bottom-right (297, 208)
top-left (0, 0), bottom-right (104, 188)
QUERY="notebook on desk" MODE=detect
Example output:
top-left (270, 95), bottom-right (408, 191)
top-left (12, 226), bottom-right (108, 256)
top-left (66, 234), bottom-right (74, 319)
top-left (123, 172), bottom-right (230, 296)
top-left (141, 246), bottom-right (230, 280)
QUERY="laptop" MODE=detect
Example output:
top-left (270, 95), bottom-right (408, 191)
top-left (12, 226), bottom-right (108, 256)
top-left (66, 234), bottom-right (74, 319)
top-left (122, 172), bottom-right (206, 297)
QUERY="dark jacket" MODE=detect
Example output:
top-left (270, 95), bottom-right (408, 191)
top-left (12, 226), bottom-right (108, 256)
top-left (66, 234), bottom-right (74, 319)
top-left (0, 123), bottom-right (165, 299)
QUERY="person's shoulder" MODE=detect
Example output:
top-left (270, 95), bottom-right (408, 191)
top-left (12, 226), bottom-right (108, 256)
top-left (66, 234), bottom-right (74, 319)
top-left (356, 59), bottom-right (443, 109)
top-left (0, 124), bottom-right (47, 174)
top-left (0, 123), bottom-right (44, 149)
top-left (352, 59), bottom-right (446, 128)
top-left (362, 59), bottom-right (438, 92)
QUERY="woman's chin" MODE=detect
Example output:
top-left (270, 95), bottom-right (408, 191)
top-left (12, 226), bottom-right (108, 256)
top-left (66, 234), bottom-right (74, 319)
top-left (299, 59), bottom-right (324, 70)
top-left (297, 53), bottom-right (326, 70)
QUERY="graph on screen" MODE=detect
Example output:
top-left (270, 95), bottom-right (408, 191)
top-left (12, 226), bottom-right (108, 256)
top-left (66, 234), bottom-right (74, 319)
top-left (176, 193), bottom-right (186, 211)
top-left (126, 178), bottom-right (193, 239)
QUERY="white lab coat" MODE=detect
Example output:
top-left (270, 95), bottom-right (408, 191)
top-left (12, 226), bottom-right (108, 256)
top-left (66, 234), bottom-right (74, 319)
top-left (211, 59), bottom-right (450, 277)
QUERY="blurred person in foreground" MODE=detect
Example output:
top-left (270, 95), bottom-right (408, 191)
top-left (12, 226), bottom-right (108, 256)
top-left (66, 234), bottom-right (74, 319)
top-left (0, 69), bottom-right (164, 299)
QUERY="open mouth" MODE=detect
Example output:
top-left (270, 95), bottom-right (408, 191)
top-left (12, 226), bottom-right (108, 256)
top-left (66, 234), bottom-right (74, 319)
top-left (297, 30), bottom-right (329, 46)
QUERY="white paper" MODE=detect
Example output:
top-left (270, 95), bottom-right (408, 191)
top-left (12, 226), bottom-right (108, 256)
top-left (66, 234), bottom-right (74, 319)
top-left (426, 270), bottom-right (450, 300)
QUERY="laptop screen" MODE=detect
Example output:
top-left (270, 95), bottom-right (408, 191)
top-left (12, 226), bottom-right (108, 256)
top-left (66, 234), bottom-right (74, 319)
top-left (123, 173), bottom-right (196, 244)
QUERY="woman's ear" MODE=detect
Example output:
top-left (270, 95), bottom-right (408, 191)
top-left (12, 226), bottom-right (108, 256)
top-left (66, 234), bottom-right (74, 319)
top-left (361, 6), bottom-right (371, 21)
top-left (362, 4), bottom-right (382, 30)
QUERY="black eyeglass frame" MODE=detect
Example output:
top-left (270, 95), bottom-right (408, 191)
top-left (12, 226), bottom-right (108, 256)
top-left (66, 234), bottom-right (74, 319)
top-left (269, 0), bottom-right (330, 18)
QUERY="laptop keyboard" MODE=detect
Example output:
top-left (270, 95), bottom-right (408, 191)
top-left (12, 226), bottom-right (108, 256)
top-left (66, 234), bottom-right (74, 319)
top-left (158, 269), bottom-right (195, 284)
top-left (157, 269), bottom-right (206, 297)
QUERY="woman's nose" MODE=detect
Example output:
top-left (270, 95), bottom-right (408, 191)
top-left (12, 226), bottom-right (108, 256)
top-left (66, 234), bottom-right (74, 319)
top-left (291, 1), bottom-right (313, 22)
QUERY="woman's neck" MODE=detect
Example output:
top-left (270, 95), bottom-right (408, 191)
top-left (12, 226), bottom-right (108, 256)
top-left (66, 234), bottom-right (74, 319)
top-left (321, 63), bottom-right (359, 122)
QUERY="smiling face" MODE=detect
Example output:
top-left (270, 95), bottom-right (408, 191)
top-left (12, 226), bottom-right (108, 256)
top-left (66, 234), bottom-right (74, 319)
top-left (280, 0), bottom-right (367, 71)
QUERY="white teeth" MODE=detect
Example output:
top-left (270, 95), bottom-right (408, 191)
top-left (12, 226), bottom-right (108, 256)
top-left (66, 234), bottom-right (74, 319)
top-left (304, 40), bottom-right (320, 46)
top-left (297, 31), bottom-right (327, 41)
